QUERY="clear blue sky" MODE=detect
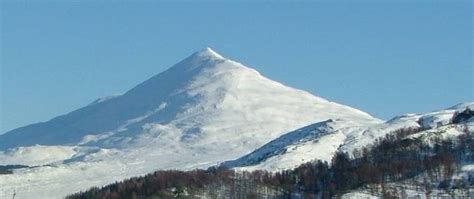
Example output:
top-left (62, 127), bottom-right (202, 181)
top-left (1, 1), bottom-right (472, 134)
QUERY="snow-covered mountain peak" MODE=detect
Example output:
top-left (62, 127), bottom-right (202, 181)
top-left (0, 48), bottom-right (385, 198)
top-left (195, 47), bottom-right (224, 59)
top-left (0, 48), bottom-right (380, 150)
top-left (199, 47), bottom-right (224, 59)
top-left (0, 46), bottom-right (470, 199)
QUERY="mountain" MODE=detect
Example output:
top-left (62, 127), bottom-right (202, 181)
top-left (0, 48), bottom-right (381, 199)
top-left (66, 104), bottom-right (474, 199)
top-left (224, 102), bottom-right (474, 171)
top-left (0, 48), bottom-right (378, 150)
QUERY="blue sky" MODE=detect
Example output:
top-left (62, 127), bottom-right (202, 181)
top-left (1, 1), bottom-right (472, 134)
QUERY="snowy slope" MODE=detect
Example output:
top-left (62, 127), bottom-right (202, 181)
top-left (226, 102), bottom-right (473, 171)
top-left (0, 48), bottom-right (378, 150)
top-left (223, 119), bottom-right (355, 170)
top-left (0, 48), bottom-right (380, 199)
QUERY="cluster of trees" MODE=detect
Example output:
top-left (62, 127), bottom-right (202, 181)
top-left (0, 168), bottom-right (12, 175)
top-left (0, 164), bottom-right (29, 175)
top-left (452, 108), bottom-right (474, 124)
top-left (68, 126), bottom-right (473, 199)
top-left (66, 167), bottom-right (284, 199)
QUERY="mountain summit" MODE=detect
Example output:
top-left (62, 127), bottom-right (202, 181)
top-left (1, 49), bottom-right (471, 199)
top-left (0, 48), bottom-right (382, 198)
top-left (193, 47), bottom-right (224, 59)
top-left (0, 48), bottom-right (379, 150)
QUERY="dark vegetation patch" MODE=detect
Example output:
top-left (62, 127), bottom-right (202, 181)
top-left (452, 108), bottom-right (474, 124)
top-left (0, 164), bottom-right (29, 175)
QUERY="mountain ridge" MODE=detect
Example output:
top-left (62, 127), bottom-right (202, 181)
top-left (225, 102), bottom-right (473, 171)
top-left (0, 48), bottom-right (378, 150)
top-left (1, 48), bottom-right (387, 199)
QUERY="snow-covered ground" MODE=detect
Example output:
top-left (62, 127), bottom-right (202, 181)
top-left (0, 145), bottom-right (76, 166)
top-left (0, 48), bottom-right (471, 199)
top-left (0, 48), bottom-right (380, 199)
top-left (226, 102), bottom-right (473, 171)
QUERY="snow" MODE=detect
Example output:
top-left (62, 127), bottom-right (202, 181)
top-left (224, 119), bottom-right (355, 170)
top-left (0, 145), bottom-right (76, 166)
top-left (1, 48), bottom-right (471, 198)
top-left (461, 163), bottom-right (474, 172)
top-left (342, 192), bottom-right (379, 199)
top-left (193, 47), bottom-right (224, 60)
top-left (1, 47), bottom-right (471, 198)
top-left (0, 48), bottom-right (380, 199)
top-left (88, 94), bottom-right (121, 106)
top-left (229, 101), bottom-right (473, 171)
top-left (449, 102), bottom-right (474, 110)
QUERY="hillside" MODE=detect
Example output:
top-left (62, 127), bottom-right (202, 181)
top-left (0, 48), bottom-right (379, 199)
top-left (67, 107), bottom-right (474, 198)
top-left (224, 103), bottom-right (473, 171)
